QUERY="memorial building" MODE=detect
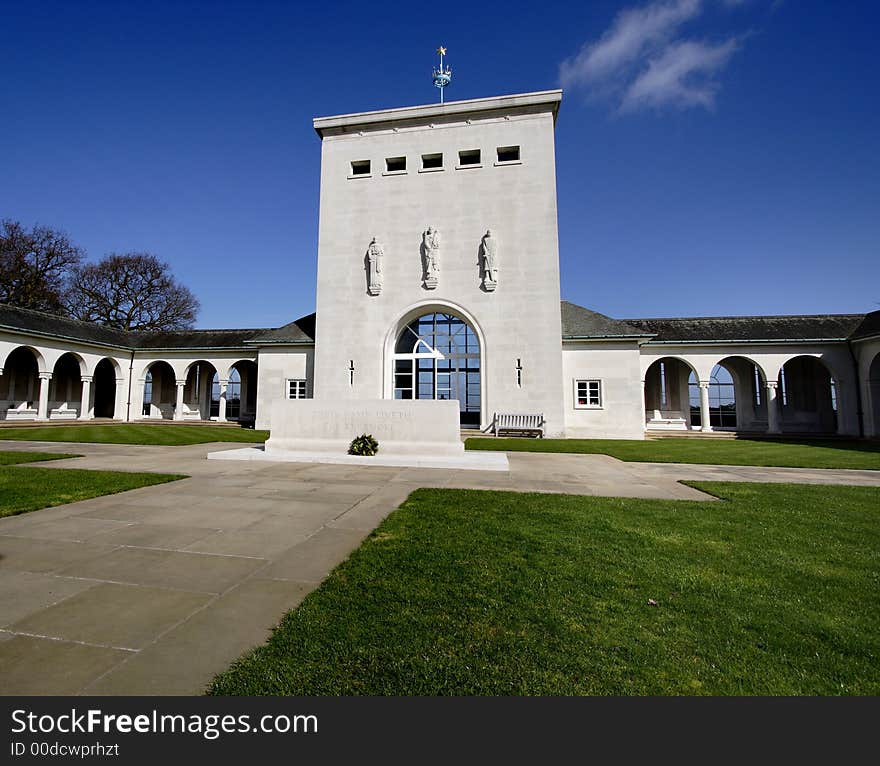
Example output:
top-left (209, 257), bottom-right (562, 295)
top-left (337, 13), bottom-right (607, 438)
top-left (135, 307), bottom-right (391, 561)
top-left (2, 86), bottom-right (879, 441)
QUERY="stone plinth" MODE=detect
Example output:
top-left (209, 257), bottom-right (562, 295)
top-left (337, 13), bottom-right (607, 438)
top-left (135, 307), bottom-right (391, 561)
top-left (265, 399), bottom-right (465, 457)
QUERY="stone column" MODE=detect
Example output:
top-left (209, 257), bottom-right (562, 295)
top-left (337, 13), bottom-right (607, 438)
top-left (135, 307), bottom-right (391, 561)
top-left (698, 380), bottom-right (712, 432)
top-left (174, 379), bottom-right (186, 421)
top-left (37, 372), bottom-right (52, 420)
top-left (217, 379), bottom-right (228, 422)
top-left (765, 381), bottom-right (780, 434)
top-left (79, 375), bottom-right (93, 419)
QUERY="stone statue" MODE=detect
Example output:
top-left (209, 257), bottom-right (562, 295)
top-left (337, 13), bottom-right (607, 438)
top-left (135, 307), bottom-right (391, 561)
top-left (480, 229), bottom-right (499, 291)
top-left (366, 237), bottom-right (383, 295)
top-left (423, 226), bottom-right (440, 289)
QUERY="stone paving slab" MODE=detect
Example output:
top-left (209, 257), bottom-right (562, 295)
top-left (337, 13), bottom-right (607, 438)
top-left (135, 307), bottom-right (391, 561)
top-left (260, 527), bottom-right (371, 583)
top-left (84, 579), bottom-right (312, 696)
top-left (1, 438), bottom-right (879, 695)
top-left (9, 582), bottom-right (212, 651)
top-left (0, 537), bottom-right (120, 574)
top-left (0, 635), bottom-right (131, 695)
top-left (0, 571), bottom-right (96, 628)
top-left (55, 547), bottom-right (266, 594)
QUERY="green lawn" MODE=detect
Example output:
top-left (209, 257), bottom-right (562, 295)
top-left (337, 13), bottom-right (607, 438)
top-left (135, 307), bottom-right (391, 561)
top-left (466, 436), bottom-right (880, 470)
top-left (0, 450), bottom-right (185, 518)
top-left (0, 450), bottom-right (79, 466)
top-left (0, 423), bottom-right (268, 446)
top-left (210, 483), bottom-right (880, 696)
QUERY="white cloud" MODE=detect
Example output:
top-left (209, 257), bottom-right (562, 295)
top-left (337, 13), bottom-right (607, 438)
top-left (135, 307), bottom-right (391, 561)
top-left (620, 37), bottom-right (740, 111)
top-left (559, 0), bottom-right (745, 114)
top-left (560, 0), bottom-right (701, 90)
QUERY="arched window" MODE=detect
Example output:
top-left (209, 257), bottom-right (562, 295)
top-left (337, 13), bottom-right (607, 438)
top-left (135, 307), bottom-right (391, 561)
top-left (392, 312), bottom-right (481, 426)
top-left (210, 367), bottom-right (241, 419)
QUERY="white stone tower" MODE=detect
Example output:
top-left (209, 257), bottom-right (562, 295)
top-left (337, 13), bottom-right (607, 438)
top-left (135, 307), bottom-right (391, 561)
top-left (311, 89), bottom-right (566, 436)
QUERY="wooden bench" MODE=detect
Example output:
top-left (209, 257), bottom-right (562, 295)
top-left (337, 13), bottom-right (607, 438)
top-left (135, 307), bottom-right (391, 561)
top-left (493, 412), bottom-right (545, 438)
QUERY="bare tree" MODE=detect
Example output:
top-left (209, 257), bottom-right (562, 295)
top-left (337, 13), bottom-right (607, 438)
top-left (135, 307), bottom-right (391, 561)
top-left (0, 220), bottom-right (84, 312)
top-left (65, 252), bottom-right (200, 331)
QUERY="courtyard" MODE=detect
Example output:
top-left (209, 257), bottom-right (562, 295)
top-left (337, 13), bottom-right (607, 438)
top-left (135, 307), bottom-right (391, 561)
top-left (0, 434), bottom-right (878, 695)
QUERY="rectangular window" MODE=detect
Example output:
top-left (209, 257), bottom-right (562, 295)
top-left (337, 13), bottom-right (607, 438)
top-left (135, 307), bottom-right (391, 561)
top-left (574, 379), bottom-right (602, 409)
top-left (385, 156), bottom-right (406, 173)
top-left (496, 145), bottom-right (520, 163)
top-left (421, 152), bottom-right (443, 170)
top-left (286, 379), bottom-right (307, 399)
top-left (458, 149), bottom-right (481, 167)
top-left (350, 159), bottom-right (371, 176)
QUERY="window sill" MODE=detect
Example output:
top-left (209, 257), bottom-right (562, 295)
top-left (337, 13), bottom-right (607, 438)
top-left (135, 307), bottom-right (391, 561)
top-left (494, 159), bottom-right (522, 167)
top-left (418, 166), bottom-right (445, 173)
top-left (382, 169), bottom-right (408, 177)
top-left (574, 405), bottom-right (604, 410)
top-left (347, 173), bottom-right (372, 180)
top-left (455, 163), bottom-right (483, 170)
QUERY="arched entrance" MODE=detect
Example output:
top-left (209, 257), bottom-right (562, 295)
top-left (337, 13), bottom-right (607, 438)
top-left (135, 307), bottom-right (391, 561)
top-left (392, 311), bottom-right (481, 427)
top-left (141, 361), bottom-right (176, 419)
top-left (687, 357), bottom-right (766, 431)
top-left (869, 353), bottom-right (880, 437)
top-left (50, 353), bottom-right (84, 418)
top-left (93, 358), bottom-right (118, 418)
top-left (1, 346), bottom-right (42, 420)
top-left (643, 357), bottom-right (697, 429)
top-left (183, 361), bottom-right (217, 420)
top-left (778, 356), bottom-right (838, 433)
top-left (227, 360), bottom-right (258, 424)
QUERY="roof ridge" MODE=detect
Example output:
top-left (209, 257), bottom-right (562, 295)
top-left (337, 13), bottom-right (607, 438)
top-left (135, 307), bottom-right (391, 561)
top-left (137, 326), bottom-right (272, 335)
top-left (0, 301), bottom-right (131, 334)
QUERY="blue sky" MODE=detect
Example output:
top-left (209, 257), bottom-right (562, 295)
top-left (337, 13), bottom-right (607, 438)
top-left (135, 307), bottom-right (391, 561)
top-left (3, 0), bottom-right (877, 328)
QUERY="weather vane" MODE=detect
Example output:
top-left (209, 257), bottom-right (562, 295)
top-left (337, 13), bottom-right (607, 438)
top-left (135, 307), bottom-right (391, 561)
top-left (432, 45), bottom-right (451, 103)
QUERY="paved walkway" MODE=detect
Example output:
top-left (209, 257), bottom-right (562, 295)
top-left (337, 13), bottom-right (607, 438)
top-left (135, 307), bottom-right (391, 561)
top-left (1, 440), bottom-right (878, 695)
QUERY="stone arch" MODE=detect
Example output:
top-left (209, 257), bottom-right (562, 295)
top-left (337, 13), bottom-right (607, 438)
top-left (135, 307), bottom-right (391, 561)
top-left (778, 355), bottom-right (839, 434)
top-left (643, 356), bottom-right (699, 430)
top-left (181, 360), bottom-right (218, 420)
top-left (3, 344), bottom-right (46, 374)
top-left (225, 359), bottom-right (258, 424)
top-left (50, 352), bottom-right (85, 417)
top-left (141, 360), bottom-right (177, 420)
top-left (384, 300), bottom-right (486, 428)
top-left (868, 352), bottom-right (880, 437)
top-left (0, 346), bottom-right (43, 420)
top-left (690, 355), bottom-right (769, 431)
top-left (93, 358), bottom-right (119, 419)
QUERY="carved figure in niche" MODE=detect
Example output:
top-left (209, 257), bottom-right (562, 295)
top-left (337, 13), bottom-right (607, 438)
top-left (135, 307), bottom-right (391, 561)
top-left (422, 226), bottom-right (440, 289)
top-left (480, 229), bottom-right (499, 291)
top-left (365, 237), bottom-right (384, 295)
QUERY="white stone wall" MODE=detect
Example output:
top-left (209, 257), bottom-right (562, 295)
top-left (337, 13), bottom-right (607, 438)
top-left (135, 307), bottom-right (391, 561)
top-left (254, 346), bottom-right (314, 430)
top-left (311, 93), bottom-right (566, 435)
top-left (562, 342), bottom-right (645, 439)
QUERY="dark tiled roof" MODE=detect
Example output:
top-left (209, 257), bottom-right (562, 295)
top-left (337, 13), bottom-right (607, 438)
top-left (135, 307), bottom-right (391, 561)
top-left (249, 313), bottom-right (316, 344)
top-left (0, 303), bottom-right (314, 350)
top-left (0, 303), bottom-right (131, 348)
top-left (0, 300), bottom-right (873, 352)
top-left (136, 328), bottom-right (271, 349)
top-left (623, 314), bottom-right (866, 343)
top-left (850, 310), bottom-right (880, 341)
top-left (560, 301), bottom-right (652, 339)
